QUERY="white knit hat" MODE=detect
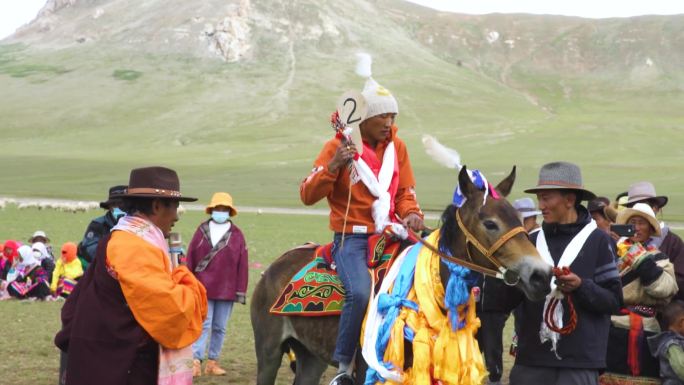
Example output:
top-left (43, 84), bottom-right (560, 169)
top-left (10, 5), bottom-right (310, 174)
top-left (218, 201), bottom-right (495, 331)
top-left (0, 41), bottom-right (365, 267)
top-left (356, 53), bottom-right (398, 120)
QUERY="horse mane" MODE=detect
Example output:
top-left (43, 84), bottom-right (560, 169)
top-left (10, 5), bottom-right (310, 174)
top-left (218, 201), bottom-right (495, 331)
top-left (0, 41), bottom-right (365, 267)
top-left (437, 204), bottom-right (460, 256)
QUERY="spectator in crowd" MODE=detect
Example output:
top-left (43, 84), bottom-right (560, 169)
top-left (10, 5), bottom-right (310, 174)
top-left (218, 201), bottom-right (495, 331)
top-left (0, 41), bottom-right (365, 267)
top-left (28, 230), bottom-right (54, 258)
top-left (508, 161), bottom-right (622, 385)
top-left (55, 166), bottom-right (206, 385)
top-left (32, 241), bottom-right (55, 285)
top-left (513, 197), bottom-right (542, 235)
top-left (601, 203), bottom-right (678, 384)
top-left (649, 300), bottom-right (684, 384)
top-left (0, 242), bottom-right (9, 299)
top-left (77, 185), bottom-right (127, 269)
top-left (3, 240), bottom-right (21, 265)
top-left (50, 242), bottom-right (83, 298)
top-left (588, 197), bottom-right (618, 235)
top-left (625, 182), bottom-right (684, 301)
top-left (7, 245), bottom-right (50, 300)
top-left (187, 192), bottom-right (248, 377)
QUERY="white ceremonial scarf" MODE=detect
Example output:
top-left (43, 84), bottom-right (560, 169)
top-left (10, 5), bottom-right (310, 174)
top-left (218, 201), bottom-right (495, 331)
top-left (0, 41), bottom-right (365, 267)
top-left (353, 141), bottom-right (407, 239)
top-left (537, 219), bottom-right (597, 358)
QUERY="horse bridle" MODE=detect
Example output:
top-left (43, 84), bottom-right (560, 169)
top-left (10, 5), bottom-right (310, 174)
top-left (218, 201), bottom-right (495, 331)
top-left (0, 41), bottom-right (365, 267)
top-left (408, 209), bottom-right (527, 286)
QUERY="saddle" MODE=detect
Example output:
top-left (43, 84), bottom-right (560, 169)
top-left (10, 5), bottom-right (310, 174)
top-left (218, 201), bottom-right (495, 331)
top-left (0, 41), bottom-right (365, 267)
top-left (270, 233), bottom-right (406, 317)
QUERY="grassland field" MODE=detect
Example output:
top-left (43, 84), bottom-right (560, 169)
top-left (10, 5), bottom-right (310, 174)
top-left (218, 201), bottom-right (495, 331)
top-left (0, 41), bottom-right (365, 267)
top-left (2, 203), bottom-right (684, 384)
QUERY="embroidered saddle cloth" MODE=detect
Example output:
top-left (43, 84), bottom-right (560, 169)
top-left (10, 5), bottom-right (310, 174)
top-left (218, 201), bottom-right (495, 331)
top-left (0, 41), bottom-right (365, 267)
top-left (270, 234), bottom-right (403, 316)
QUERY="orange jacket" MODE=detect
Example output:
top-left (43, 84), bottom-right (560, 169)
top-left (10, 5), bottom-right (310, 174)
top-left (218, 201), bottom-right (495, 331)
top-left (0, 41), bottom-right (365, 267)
top-left (107, 231), bottom-right (208, 349)
top-left (300, 125), bottom-right (422, 233)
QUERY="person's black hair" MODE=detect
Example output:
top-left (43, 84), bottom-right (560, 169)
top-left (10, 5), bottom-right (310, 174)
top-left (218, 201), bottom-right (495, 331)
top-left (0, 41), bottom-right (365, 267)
top-left (560, 190), bottom-right (582, 208)
top-left (663, 300), bottom-right (684, 329)
top-left (121, 197), bottom-right (175, 216)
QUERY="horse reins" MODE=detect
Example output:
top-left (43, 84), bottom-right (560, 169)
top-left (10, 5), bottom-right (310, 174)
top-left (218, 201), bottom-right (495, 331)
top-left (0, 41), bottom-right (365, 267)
top-left (405, 208), bottom-right (527, 286)
top-left (544, 266), bottom-right (578, 335)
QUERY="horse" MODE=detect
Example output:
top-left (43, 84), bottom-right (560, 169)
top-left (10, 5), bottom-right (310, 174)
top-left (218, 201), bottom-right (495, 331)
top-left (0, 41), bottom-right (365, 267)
top-left (250, 166), bottom-right (552, 385)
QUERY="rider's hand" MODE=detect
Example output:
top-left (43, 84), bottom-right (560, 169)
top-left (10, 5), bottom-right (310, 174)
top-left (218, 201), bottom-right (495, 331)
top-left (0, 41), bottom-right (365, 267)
top-left (328, 142), bottom-right (357, 174)
top-left (555, 272), bottom-right (582, 293)
top-left (402, 212), bottom-right (425, 233)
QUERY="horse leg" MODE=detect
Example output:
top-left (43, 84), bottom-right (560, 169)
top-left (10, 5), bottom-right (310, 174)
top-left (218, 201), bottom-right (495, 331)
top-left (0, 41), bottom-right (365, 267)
top-left (290, 340), bottom-right (328, 385)
top-left (255, 336), bottom-right (284, 385)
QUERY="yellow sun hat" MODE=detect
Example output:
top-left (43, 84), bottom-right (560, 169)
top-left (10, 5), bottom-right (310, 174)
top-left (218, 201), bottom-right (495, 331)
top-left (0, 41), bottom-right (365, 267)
top-left (205, 192), bottom-right (238, 217)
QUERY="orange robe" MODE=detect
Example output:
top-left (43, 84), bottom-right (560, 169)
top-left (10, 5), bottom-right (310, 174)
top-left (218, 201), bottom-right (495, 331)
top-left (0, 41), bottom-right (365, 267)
top-left (106, 230), bottom-right (208, 349)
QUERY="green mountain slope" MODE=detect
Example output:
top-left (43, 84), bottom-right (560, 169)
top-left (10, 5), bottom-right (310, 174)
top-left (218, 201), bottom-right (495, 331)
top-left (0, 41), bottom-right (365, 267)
top-left (1, 0), bottom-right (682, 218)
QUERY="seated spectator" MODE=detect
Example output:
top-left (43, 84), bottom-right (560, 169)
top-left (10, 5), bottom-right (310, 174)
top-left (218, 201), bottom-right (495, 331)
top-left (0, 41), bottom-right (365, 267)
top-left (7, 245), bottom-right (50, 300)
top-left (0, 242), bottom-right (9, 299)
top-left (601, 203), bottom-right (679, 384)
top-left (32, 242), bottom-right (55, 285)
top-left (625, 181), bottom-right (684, 302)
top-left (3, 240), bottom-right (21, 265)
top-left (648, 300), bottom-right (684, 384)
top-left (28, 230), bottom-right (54, 259)
top-left (50, 242), bottom-right (83, 298)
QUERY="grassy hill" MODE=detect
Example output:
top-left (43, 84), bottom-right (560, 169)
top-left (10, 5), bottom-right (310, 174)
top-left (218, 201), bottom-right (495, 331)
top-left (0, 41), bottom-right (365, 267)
top-left (1, 0), bottom-right (683, 219)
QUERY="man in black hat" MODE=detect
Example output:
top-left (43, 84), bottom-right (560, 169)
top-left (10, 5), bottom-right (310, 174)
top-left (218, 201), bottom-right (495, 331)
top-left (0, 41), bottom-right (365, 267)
top-left (55, 167), bottom-right (207, 385)
top-left (77, 185), bottom-right (127, 267)
top-left (506, 161), bottom-right (623, 385)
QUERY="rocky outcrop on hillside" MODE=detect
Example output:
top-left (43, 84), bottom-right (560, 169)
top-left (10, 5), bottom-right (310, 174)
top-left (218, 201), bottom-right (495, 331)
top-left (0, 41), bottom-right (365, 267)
top-left (200, 0), bottom-right (251, 62)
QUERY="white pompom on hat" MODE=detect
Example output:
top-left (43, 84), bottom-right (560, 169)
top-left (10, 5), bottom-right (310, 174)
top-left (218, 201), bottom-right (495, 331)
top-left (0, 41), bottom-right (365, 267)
top-left (356, 53), bottom-right (398, 121)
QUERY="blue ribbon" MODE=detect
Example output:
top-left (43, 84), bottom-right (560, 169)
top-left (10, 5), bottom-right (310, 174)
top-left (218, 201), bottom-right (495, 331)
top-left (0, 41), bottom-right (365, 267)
top-left (452, 169), bottom-right (487, 207)
top-left (364, 243), bottom-right (423, 385)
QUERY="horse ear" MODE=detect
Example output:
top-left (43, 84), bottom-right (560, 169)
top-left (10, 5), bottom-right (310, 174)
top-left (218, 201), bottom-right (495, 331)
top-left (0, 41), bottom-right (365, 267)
top-left (495, 166), bottom-right (516, 198)
top-left (458, 165), bottom-right (477, 198)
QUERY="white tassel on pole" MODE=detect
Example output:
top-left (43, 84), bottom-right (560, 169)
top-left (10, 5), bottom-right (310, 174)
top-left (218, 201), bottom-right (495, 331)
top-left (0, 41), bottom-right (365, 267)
top-left (421, 134), bottom-right (462, 169)
top-left (355, 52), bottom-right (372, 78)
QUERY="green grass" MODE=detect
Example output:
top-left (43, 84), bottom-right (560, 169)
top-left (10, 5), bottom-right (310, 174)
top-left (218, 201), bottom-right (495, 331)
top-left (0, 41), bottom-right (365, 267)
top-left (112, 69), bottom-right (143, 81)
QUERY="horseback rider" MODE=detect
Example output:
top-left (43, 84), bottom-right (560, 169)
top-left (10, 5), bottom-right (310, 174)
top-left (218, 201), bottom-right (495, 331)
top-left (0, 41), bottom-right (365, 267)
top-left (300, 61), bottom-right (424, 385)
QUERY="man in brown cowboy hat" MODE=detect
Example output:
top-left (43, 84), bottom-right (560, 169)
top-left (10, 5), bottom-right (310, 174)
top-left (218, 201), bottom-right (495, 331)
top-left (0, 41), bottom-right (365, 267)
top-left (55, 167), bottom-right (208, 385)
top-left (77, 184), bottom-right (128, 267)
top-left (506, 161), bottom-right (622, 385)
top-left (625, 181), bottom-right (684, 300)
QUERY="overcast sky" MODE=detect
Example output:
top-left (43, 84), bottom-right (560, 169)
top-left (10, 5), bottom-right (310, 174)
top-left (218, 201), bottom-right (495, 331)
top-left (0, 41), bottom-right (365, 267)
top-left (1, 0), bottom-right (683, 39)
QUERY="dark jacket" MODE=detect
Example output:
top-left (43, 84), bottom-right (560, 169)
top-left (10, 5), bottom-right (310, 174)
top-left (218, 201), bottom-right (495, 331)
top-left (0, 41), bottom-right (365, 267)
top-left (77, 212), bottom-right (119, 264)
top-left (652, 228), bottom-right (684, 301)
top-left (186, 220), bottom-right (248, 301)
top-left (54, 235), bottom-right (158, 385)
top-left (509, 206), bottom-right (623, 369)
top-left (648, 330), bottom-right (684, 385)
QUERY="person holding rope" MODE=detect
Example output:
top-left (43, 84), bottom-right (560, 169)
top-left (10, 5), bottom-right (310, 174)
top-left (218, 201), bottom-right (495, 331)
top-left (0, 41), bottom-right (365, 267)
top-left (507, 161), bottom-right (623, 385)
top-left (300, 57), bottom-right (424, 385)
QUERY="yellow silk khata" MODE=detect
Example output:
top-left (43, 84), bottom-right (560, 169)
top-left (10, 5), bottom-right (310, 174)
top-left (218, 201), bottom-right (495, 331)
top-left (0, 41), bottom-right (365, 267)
top-left (369, 231), bottom-right (488, 385)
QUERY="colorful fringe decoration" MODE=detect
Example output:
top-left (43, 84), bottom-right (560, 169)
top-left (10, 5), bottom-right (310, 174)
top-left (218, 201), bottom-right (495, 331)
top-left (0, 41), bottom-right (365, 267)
top-left (363, 231), bottom-right (487, 385)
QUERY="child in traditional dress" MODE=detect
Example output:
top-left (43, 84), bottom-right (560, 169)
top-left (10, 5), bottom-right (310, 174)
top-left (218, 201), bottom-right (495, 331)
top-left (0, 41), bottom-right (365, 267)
top-left (649, 300), bottom-right (684, 384)
top-left (50, 242), bottom-right (84, 298)
top-left (7, 245), bottom-right (50, 300)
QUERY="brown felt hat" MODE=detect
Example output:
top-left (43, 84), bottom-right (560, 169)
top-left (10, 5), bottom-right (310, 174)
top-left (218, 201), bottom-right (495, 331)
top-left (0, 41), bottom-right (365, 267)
top-left (120, 166), bottom-right (197, 202)
top-left (625, 181), bottom-right (668, 209)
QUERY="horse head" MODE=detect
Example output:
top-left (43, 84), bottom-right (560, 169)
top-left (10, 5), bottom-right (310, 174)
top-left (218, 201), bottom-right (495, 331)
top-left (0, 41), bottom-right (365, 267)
top-left (439, 166), bottom-right (551, 302)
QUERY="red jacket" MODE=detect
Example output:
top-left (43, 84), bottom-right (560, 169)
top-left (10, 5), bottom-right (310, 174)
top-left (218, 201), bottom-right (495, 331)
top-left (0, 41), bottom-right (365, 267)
top-left (186, 221), bottom-right (248, 301)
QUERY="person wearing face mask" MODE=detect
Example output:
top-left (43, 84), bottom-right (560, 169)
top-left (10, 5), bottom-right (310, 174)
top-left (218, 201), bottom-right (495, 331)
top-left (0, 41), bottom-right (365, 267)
top-left (77, 185), bottom-right (128, 269)
top-left (186, 192), bottom-right (248, 377)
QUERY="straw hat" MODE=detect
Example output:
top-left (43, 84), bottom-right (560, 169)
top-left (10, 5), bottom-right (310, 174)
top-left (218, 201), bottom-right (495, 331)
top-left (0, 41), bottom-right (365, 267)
top-left (616, 203), bottom-right (661, 237)
top-left (524, 161), bottom-right (596, 201)
top-left (205, 192), bottom-right (238, 216)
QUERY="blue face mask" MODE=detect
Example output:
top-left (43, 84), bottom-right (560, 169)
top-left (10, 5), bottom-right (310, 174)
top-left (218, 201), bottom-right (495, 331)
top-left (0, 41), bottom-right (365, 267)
top-left (112, 207), bottom-right (126, 219)
top-left (211, 211), bottom-right (230, 224)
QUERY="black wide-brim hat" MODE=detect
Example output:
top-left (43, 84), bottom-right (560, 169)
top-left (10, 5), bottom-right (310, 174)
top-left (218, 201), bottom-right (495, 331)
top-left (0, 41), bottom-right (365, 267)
top-left (120, 166), bottom-right (197, 202)
top-left (524, 161), bottom-right (597, 201)
top-left (99, 185), bottom-right (128, 209)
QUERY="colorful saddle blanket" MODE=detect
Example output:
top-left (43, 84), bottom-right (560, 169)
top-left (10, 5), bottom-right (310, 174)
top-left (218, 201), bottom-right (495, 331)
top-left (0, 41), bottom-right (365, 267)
top-left (270, 234), bottom-right (402, 316)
